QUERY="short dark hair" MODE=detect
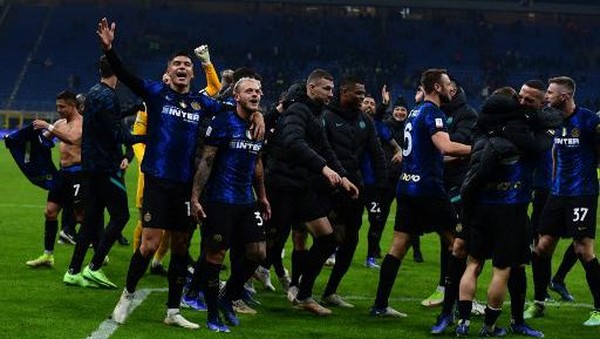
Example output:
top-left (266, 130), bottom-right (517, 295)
top-left (98, 55), bottom-right (114, 78)
top-left (307, 69), bottom-right (333, 84)
top-left (56, 90), bottom-right (78, 106)
top-left (167, 50), bottom-right (192, 66)
top-left (492, 86), bottom-right (517, 99)
top-left (420, 68), bottom-right (448, 94)
top-left (233, 67), bottom-right (261, 83)
top-left (340, 75), bottom-right (364, 91)
top-left (548, 76), bottom-right (576, 95)
top-left (523, 79), bottom-right (546, 92)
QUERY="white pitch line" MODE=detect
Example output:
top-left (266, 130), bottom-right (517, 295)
top-left (87, 288), bottom-right (167, 339)
top-left (87, 288), bottom-right (593, 338)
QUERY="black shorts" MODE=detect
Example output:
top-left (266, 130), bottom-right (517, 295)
top-left (202, 202), bottom-right (265, 250)
top-left (47, 168), bottom-right (84, 208)
top-left (539, 195), bottom-right (598, 239)
top-left (362, 185), bottom-right (380, 218)
top-left (329, 191), bottom-right (364, 229)
top-left (467, 203), bottom-right (531, 269)
top-left (394, 194), bottom-right (458, 236)
top-left (266, 185), bottom-right (331, 234)
top-left (141, 175), bottom-right (194, 231)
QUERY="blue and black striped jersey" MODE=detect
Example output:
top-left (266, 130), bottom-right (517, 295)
top-left (203, 111), bottom-right (262, 204)
top-left (551, 106), bottom-right (600, 196)
top-left (397, 101), bottom-right (447, 196)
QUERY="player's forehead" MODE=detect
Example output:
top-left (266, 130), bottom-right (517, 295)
top-left (440, 73), bottom-right (451, 85)
top-left (363, 97), bottom-right (375, 103)
top-left (170, 55), bottom-right (192, 65)
top-left (56, 98), bottom-right (74, 107)
top-left (315, 77), bottom-right (333, 88)
top-left (519, 85), bottom-right (540, 98)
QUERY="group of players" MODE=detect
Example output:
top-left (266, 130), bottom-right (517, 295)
top-left (22, 16), bottom-right (600, 336)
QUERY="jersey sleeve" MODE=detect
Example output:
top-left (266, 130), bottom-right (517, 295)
top-left (201, 95), bottom-right (234, 118)
top-left (132, 108), bottom-right (147, 162)
top-left (204, 114), bottom-right (229, 147)
top-left (588, 110), bottom-right (600, 143)
top-left (424, 105), bottom-right (447, 136)
top-left (202, 63), bottom-right (221, 97)
top-left (377, 122), bottom-right (392, 142)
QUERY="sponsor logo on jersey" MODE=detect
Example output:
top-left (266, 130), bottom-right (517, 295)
top-left (161, 105), bottom-right (200, 123)
top-left (229, 139), bottom-right (262, 153)
top-left (554, 137), bottom-right (580, 146)
top-left (400, 172), bottom-right (421, 182)
top-left (484, 181), bottom-right (522, 191)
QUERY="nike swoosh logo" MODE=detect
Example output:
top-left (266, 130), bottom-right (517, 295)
top-left (335, 123), bottom-right (343, 127)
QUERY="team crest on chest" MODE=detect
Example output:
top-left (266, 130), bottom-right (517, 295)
top-left (191, 101), bottom-right (201, 110)
top-left (571, 128), bottom-right (580, 138)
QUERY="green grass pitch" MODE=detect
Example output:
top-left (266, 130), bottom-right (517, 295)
top-left (0, 146), bottom-right (598, 338)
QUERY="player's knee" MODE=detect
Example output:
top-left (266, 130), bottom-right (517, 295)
top-left (452, 238), bottom-right (467, 258)
top-left (44, 208), bottom-right (58, 220)
top-left (206, 249), bottom-right (226, 264)
top-left (573, 241), bottom-right (594, 262)
top-left (139, 240), bottom-right (159, 256)
top-left (246, 248), bottom-right (266, 265)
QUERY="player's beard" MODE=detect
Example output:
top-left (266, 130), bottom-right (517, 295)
top-left (438, 90), bottom-right (452, 104)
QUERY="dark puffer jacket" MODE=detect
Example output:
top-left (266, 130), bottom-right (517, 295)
top-left (266, 93), bottom-right (347, 192)
top-left (460, 94), bottom-right (562, 204)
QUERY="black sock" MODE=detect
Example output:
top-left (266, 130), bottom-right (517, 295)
top-left (553, 244), bottom-right (577, 284)
top-left (531, 252), bottom-right (551, 302)
top-left (224, 256), bottom-right (259, 301)
top-left (126, 249), bottom-right (152, 293)
top-left (582, 257), bottom-right (600, 309)
top-left (166, 253), bottom-right (188, 309)
top-left (458, 300), bottom-right (473, 321)
top-left (44, 219), bottom-right (58, 252)
top-left (412, 236), bottom-right (422, 256)
top-left (439, 240), bottom-right (449, 286)
top-left (89, 219), bottom-right (128, 270)
top-left (441, 253), bottom-right (466, 315)
top-left (323, 227), bottom-right (359, 297)
top-left (508, 266), bottom-right (526, 325)
top-left (201, 260), bottom-right (221, 319)
top-left (268, 245), bottom-right (286, 278)
top-left (484, 306), bottom-right (502, 327)
top-left (374, 254), bottom-right (402, 309)
top-left (291, 249), bottom-right (309, 287)
top-left (297, 233), bottom-right (338, 301)
top-left (186, 253), bottom-right (205, 298)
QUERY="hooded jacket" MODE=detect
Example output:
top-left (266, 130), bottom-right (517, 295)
top-left (460, 94), bottom-right (562, 204)
top-left (440, 87), bottom-right (477, 187)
